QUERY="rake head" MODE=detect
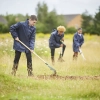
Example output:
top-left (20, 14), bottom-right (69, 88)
top-left (45, 63), bottom-right (57, 76)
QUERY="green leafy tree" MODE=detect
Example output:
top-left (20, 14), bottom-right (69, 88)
top-left (36, 2), bottom-right (66, 33)
top-left (5, 14), bottom-right (16, 28)
top-left (94, 6), bottom-right (100, 35)
top-left (81, 11), bottom-right (93, 34)
top-left (15, 14), bottom-right (29, 22)
top-left (66, 27), bottom-right (76, 34)
top-left (36, 2), bottom-right (48, 23)
top-left (44, 10), bottom-right (59, 33)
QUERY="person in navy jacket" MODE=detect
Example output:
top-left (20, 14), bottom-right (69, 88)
top-left (49, 26), bottom-right (66, 64)
top-left (73, 28), bottom-right (84, 60)
top-left (10, 15), bottom-right (37, 76)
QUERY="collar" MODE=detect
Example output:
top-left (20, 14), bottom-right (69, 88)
top-left (77, 32), bottom-right (82, 36)
top-left (25, 19), bottom-right (29, 26)
top-left (79, 34), bottom-right (81, 36)
top-left (25, 19), bottom-right (34, 28)
top-left (57, 31), bottom-right (64, 36)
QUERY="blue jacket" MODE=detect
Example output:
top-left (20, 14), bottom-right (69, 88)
top-left (73, 32), bottom-right (84, 52)
top-left (10, 19), bottom-right (36, 53)
top-left (49, 30), bottom-right (64, 49)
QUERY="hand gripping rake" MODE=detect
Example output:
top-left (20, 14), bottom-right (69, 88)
top-left (57, 40), bottom-right (65, 62)
top-left (18, 40), bottom-right (56, 75)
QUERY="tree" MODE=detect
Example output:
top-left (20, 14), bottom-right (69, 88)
top-left (44, 10), bottom-right (59, 33)
top-left (36, 2), bottom-right (48, 23)
top-left (36, 2), bottom-right (66, 33)
top-left (5, 14), bottom-right (16, 28)
top-left (94, 6), bottom-right (100, 35)
top-left (81, 11), bottom-right (93, 34)
top-left (66, 27), bottom-right (76, 34)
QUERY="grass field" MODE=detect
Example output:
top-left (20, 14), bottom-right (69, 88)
top-left (0, 33), bottom-right (100, 100)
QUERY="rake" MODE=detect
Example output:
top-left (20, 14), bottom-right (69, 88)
top-left (18, 40), bottom-right (56, 75)
top-left (79, 49), bottom-right (86, 60)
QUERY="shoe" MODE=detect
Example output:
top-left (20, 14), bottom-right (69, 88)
top-left (27, 69), bottom-right (33, 76)
top-left (11, 69), bottom-right (16, 76)
top-left (51, 56), bottom-right (55, 65)
top-left (11, 63), bottom-right (18, 76)
top-left (58, 57), bottom-right (65, 62)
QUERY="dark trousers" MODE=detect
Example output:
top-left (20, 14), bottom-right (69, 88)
top-left (13, 50), bottom-right (32, 70)
top-left (51, 44), bottom-right (66, 57)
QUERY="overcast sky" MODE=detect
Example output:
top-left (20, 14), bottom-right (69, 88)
top-left (0, 0), bottom-right (100, 15)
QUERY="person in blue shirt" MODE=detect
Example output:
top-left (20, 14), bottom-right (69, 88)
top-left (73, 28), bottom-right (84, 60)
top-left (49, 26), bottom-right (66, 65)
top-left (10, 15), bottom-right (37, 76)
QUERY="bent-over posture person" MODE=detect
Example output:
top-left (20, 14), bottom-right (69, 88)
top-left (10, 15), bottom-right (37, 76)
top-left (73, 28), bottom-right (84, 60)
top-left (49, 26), bottom-right (66, 65)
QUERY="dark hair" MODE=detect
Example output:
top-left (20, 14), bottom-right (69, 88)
top-left (30, 15), bottom-right (37, 21)
top-left (77, 28), bottom-right (82, 30)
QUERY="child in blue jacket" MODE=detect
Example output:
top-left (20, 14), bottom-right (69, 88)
top-left (10, 15), bottom-right (37, 76)
top-left (49, 26), bottom-right (66, 64)
top-left (73, 28), bottom-right (84, 60)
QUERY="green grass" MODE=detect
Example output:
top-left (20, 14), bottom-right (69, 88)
top-left (0, 74), bottom-right (100, 100)
top-left (0, 33), bottom-right (100, 100)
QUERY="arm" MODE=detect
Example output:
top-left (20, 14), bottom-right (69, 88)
top-left (61, 37), bottom-right (64, 41)
top-left (80, 35), bottom-right (84, 47)
top-left (50, 34), bottom-right (61, 48)
top-left (73, 34), bottom-right (80, 47)
top-left (10, 22), bottom-right (21, 39)
top-left (29, 28), bottom-right (36, 50)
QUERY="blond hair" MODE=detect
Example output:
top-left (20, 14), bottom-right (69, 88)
top-left (57, 26), bottom-right (66, 32)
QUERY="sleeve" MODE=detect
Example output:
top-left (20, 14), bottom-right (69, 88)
top-left (50, 34), bottom-right (60, 48)
top-left (80, 35), bottom-right (84, 47)
top-left (10, 22), bottom-right (21, 39)
top-left (29, 28), bottom-right (36, 50)
top-left (73, 34), bottom-right (80, 47)
top-left (61, 34), bottom-right (64, 41)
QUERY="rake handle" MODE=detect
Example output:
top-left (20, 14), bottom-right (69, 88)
top-left (18, 40), bottom-right (46, 63)
top-left (18, 40), bottom-right (56, 74)
top-left (79, 49), bottom-right (86, 60)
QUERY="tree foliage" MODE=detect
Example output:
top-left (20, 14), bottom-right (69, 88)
top-left (0, 2), bottom-right (100, 35)
top-left (0, 14), bottom-right (29, 33)
top-left (81, 6), bottom-right (100, 35)
top-left (35, 2), bottom-right (66, 33)
top-left (94, 6), bottom-right (100, 35)
top-left (81, 11), bottom-right (93, 34)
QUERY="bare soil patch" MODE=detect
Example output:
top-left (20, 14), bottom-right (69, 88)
top-left (33, 75), bottom-right (100, 80)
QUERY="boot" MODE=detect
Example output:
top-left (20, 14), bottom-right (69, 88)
top-left (73, 56), bottom-right (77, 60)
top-left (58, 54), bottom-right (65, 62)
top-left (27, 69), bottom-right (33, 76)
top-left (73, 55), bottom-right (75, 60)
top-left (11, 63), bottom-right (18, 76)
top-left (73, 53), bottom-right (78, 60)
top-left (27, 62), bottom-right (33, 76)
top-left (51, 56), bottom-right (55, 65)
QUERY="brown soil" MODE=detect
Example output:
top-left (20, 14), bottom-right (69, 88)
top-left (33, 75), bottom-right (100, 80)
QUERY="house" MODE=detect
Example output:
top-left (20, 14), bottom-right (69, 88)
top-left (62, 14), bottom-right (82, 28)
top-left (0, 15), bottom-right (7, 24)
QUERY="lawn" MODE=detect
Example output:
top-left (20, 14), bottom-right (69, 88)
top-left (0, 33), bottom-right (100, 100)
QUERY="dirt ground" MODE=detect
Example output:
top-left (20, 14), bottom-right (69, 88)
top-left (33, 75), bottom-right (100, 80)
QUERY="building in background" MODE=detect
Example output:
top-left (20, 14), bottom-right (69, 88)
top-left (0, 15), bottom-right (7, 25)
top-left (63, 14), bottom-right (82, 29)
